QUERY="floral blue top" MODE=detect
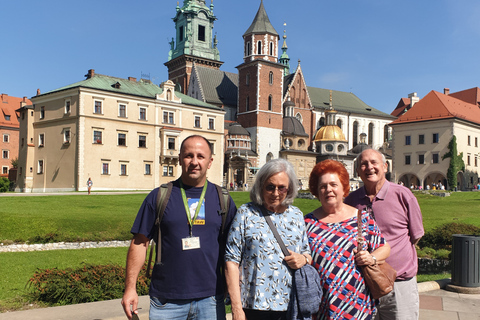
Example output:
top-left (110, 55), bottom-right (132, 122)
top-left (225, 203), bottom-right (310, 311)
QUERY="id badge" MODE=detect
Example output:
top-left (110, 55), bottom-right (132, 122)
top-left (182, 236), bottom-right (200, 250)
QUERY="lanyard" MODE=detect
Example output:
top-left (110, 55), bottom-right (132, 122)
top-left (180, 180), bottom-right (208, 236)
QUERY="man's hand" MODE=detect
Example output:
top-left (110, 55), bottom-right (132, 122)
top-left (121, 289), bottom-right (139, 320)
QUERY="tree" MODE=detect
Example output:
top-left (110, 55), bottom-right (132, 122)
top-left (442, 135), bottom-right (465, 190)
top-left (10, 157), bottom-right (18, 169)
top-left (0, 177), bottom-right (9, 192)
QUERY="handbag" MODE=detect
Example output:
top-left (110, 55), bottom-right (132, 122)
top-left (357, 209), bottom-right (397, 299)
top-left (260, 205), bottom-right (322, 319)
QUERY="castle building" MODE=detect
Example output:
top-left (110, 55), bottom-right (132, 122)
top-left (169, 0), bottom-right (396, 188)
top-left (15, 70), bottom-right (225, 192)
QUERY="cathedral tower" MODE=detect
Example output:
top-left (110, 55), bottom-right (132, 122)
top-left (165, 0), bottom-right (223, 94)
top-left (236, 0), bottom-right (284, 167)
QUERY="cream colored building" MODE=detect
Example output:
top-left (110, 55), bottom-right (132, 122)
top-left (16, 70), bottom-right (225, 192)
top-left (390, 89), bottom-right (480, 190)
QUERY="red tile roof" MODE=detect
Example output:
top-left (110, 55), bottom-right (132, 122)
top-left (0, 94), bottom-right (31, 128)
top-left (448, 87), bottom-right (480, 106)
top-left (391, 97), bottom-right (411, 117)
top-left (390, 90), bottom-right (480, 126)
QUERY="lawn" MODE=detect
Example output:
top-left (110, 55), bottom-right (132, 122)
top-left (1, 190), bottom-right (479, 311)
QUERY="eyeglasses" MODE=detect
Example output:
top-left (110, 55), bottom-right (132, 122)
top-left (265, 184), bottom-right (288, 194)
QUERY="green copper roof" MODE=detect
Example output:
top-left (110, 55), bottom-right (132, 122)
top-left (307, 87), bottom-right (396, 118)
top-left (243, 0), bottom-right (278, 36)
top-left (39, 73), bottom-right (222, 110)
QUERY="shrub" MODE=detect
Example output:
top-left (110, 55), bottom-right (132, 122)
top-left (0, 177), bottom-right (9, 192)
top-left (27, 263), bottom-right (150, 306)
top-left (419, 222), bottom-right (480, 250)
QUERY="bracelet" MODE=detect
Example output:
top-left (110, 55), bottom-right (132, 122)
top-left (303, 254), bottom-right (309, 265)
top-left (371, 254), bottom-right (377, 265)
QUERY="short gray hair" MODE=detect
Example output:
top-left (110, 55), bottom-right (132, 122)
top-left (250, 158), bottom-right (299, 206)
top-left (355, 148), bottom-right (386, 169)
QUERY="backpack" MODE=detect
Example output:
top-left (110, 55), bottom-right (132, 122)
top-left (146, 182), bottom-right (231, 278)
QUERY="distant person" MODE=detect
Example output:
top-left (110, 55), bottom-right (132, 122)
top-left (87, 178), bottom-right (93, 195)
top-left (345, 149), bottom-right (424, 320)
top-left (121, 135), bottom-right (237, 320)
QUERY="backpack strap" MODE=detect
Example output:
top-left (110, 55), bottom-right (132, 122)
top-left (146, 182), bottom-right (173, 278)
top-left (215, 184), bottom-right (230, 237)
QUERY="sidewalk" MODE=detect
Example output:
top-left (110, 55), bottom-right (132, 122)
top-left (1, 280), bottom-right (479, 320)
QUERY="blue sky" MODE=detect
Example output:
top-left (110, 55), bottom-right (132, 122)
top-left (1, 0), bottom-right (480, 114)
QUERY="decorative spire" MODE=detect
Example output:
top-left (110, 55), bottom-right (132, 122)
top-left (279, 22), bottom-right (291, 76)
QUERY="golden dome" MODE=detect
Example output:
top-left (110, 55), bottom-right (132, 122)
top-left (313, 125), bottom-right (347, 142)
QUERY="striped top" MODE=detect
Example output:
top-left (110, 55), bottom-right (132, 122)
top-left (305, 210), bottom-right (386, 320)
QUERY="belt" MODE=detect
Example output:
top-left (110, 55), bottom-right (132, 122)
top-left (395, 277), bottom-right (413, 282)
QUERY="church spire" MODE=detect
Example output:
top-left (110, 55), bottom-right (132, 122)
top-left (279, 22), bottom-right (290, 76)
top-left (243, 0), bottom-right (278, 37)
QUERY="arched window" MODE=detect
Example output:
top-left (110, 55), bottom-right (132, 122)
top-left (384, 124), bottom-right (389, 142)
top-left (318, 117), bottom-right (325, 128)
top-left (268, 95), bottom-right (273, 111)
top-left (245, 42), bottom-right (251, 56)
top-left (337, 119), bottom-right (342, 129)
top-left (257, 41), bottom-right (262, 54)
top-left (269, 71), bottom-right (273, 85)
top-left (368, 123), bottom-right (374, 145)
top-left (296, 112), bottom-right (302, 123)
top-left (269, 42), bottom-right (273, 55)
top-left (353, 121), bottom-right (359, 147)
top-left (246, 96), bottom-right (249, 111)
top-left (266, 152), bottom-right (273, 162)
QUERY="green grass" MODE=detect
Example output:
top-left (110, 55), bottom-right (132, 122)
top-left (1, 191), bottom-right (479, 310)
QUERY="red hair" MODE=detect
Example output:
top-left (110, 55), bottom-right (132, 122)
top-left (309, 159), bottom-right (350, 198)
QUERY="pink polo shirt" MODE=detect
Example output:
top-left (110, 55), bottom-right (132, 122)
top-left (345, 180), bottom-right (424, 280)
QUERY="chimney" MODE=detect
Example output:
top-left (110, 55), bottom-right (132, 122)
top-left (408, 92), bottom-right (419, 107)
top-left (128, 77), bottom-right (137, 82)
top-left (36, 89), bottom-right (41, 96)
top-left (20, 96), bottom-right (28, 107)
top-left (1, 93), bottom-right (7, 103)
top-left (85, 69), bottom-right (95, 79)
top-left (444, 88), bottom-right (450, 95)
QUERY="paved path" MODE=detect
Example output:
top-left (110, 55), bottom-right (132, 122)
top-left (1, 282), bottom-right (479, 320)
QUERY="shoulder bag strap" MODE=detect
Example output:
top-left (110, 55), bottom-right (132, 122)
top-left (356, 209), bottom-right (365, 250)
top-left (260, 205), bottom-right (291, 257)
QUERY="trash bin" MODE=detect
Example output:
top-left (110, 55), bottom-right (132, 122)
top-left (451, 234), bottom-right (480, 287)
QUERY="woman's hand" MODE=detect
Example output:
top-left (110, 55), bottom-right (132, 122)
top-left (284, 250), bottom-right (311, 269)
top-left (353, 249), bottom-right (376, 266)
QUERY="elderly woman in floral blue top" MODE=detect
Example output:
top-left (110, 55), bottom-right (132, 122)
top-left (225, 159), bottom-right (312, 320)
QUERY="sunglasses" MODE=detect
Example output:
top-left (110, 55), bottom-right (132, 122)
top-left (265, 184), bottom-right (288, 194)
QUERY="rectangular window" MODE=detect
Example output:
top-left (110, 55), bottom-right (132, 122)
top-left (433, 133), bottom-right (439, 143)
top-left (65, 100), bottom-right (71, 114)
top-left (21, 138), bottom-right (24, 147)
top-left (418, 154), bottom-right (425, 165)
top-left (468, 136), bottom-right (471, 146)
top-left (476, 137), bottom-right (478, 148)
top-left (163, 111), bottom-right (174, 124)
top-left (163, 166), bottom-right (174, 176)
top-left (2, 166), bottom-right (8, 174)
top-left (139, 107), bottom-right (147, 120)
top-left (120, 164), bottom-right (128, 176)
top-left (198, 25), bottom-right (205, 41)
top-left (94, 101), bottom-right (102, 114)
top-left (468, 155), bottom-right (471, 166)
top-left (3, 134), bottom-right (9, 143)
top-left (94, 131), bottom-right (102, 144)
top-left (405, 135), bottom-right (411, 145)
top-left (39, 134), bottom-right (45, 147)
top-left (118, 133), bottom-right (126, 146)
top-left (102, 163), bottom-right (109, 175)
top-left (119, 104), bottom-right (127, 118)
top-left (168, 137), bottom-right (175, 150)
top-left (2, 150), bottom-right (8, 159)
top-left (419, 134), bottom-right (424, 145)
top-left (38, 160), bottom-right (44, 174)
top-left (432, 153), bottom-right (439, 164)
top-left (476, 157), bottom-right (478, 167)
top-left (179, 25), bottom-right (184, 41)
top-left (405, 155), bottom-right (411, 165)
top-left (139, 135), bottom-right (146, 148)
top-left (145, 163), bottom-right (151, 175)
top-left (64, 129), bottom-right (71, 144)
top-left (208, 118), bottom-right (215, 130)
top-left (194, 116), bottom-right (201, 128)
top-left (40, 106), bottom-right (45, 119)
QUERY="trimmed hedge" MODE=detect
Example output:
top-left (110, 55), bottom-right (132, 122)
top-left (418, 222), bottom-right (480, 250)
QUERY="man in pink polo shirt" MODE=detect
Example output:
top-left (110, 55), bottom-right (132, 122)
top-left (345, 149), bottom-right (424, 320)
